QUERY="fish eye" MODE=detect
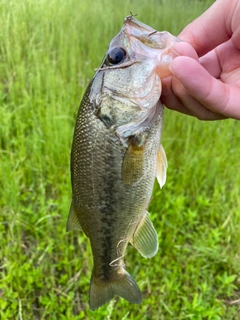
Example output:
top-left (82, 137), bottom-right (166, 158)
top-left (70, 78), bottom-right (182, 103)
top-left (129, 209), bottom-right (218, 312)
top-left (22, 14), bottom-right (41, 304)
top-left (107, 47), bottom-right (127, 65)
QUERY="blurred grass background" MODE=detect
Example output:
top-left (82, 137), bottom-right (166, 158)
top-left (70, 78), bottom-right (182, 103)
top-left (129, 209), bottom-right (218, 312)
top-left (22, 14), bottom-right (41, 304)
top-left (1, 0), bottom-right (240, 319)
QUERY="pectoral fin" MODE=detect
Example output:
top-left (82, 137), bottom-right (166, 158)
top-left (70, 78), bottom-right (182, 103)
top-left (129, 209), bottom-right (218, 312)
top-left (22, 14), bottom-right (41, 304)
top-left (122, 140), bottom-right (145, 186)
top-left (66, 202), bottom-right (83, 232)
top-left (156, 144), bottom-right (167, 189)
top-left (130, 212), bottom-right (158, 258)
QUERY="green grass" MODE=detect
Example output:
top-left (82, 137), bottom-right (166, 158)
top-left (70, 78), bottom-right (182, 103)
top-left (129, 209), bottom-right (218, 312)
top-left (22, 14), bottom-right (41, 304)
top-left (1, 0), bottom-right (240, 319)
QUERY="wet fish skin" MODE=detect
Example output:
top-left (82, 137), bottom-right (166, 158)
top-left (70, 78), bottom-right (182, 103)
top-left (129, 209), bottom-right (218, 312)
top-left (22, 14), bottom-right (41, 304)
top-left (67, 15), bottom-right (178, 310)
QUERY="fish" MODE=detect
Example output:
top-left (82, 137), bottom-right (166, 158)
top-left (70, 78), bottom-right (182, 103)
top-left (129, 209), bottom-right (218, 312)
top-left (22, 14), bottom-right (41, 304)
top-left (67, 15), bottom-right (179, 311)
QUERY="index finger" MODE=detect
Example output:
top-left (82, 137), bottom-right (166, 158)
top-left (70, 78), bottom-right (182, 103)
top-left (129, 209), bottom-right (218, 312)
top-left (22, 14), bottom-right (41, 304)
top-left (179, 0), bottom-right (237, 56)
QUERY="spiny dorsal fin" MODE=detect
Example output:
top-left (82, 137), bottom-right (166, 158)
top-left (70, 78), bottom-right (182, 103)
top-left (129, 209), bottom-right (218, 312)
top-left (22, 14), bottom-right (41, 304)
top-left (66, 202), bottom-right (82, 232)
top-left (130, 212), bottom-right (158, 258)
top-left (156, 144), bottom-right (167, 189)
top-left (122, 140), bottom-right (145, 187)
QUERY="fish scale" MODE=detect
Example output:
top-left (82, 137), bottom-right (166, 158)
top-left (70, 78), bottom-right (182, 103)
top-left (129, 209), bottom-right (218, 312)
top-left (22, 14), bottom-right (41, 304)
top-left (67, 15), bottom-right (178, 310)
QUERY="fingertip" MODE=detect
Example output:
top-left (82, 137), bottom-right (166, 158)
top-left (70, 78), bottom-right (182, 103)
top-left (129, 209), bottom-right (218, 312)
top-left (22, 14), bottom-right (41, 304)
top-left (169, 56), bottom-right (185, 77)
top-left (172, 42), bottom-right (199, 60)
top-left (169, 43), bottom-right (199, 77)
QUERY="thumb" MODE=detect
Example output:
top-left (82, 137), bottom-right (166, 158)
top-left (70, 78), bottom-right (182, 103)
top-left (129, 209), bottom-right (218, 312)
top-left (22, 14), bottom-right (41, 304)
top-left (171, 42), bottom-right (199, 61)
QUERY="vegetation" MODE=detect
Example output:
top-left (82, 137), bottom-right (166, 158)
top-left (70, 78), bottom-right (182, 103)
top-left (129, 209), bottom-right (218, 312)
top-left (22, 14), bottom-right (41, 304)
top-left (1, 0), bottom-right (240, 319)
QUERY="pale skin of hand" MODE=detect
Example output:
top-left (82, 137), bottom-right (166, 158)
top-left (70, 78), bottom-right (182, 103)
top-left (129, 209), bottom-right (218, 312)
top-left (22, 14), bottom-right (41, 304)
top-left (161, 0), bottom-right (240, 120)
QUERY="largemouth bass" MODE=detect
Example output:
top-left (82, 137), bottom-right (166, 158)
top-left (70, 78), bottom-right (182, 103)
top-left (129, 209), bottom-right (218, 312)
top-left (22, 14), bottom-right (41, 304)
top-left (67, 15), bottom-right (179, 310)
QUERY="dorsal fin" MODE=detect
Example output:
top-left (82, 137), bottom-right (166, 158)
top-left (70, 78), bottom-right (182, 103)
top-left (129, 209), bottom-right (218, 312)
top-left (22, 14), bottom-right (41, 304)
top-left (66, 202), bottom-right (83, 232)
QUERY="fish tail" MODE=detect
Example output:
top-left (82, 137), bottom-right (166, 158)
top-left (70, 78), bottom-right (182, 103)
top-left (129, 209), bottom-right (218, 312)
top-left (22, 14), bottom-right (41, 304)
top-left (89, 269), bottom-right (142, 310)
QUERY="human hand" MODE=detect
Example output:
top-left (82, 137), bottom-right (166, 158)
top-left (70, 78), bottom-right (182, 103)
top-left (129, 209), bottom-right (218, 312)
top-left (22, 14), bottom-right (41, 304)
top-left (161, 0), bottom-right (240, 120)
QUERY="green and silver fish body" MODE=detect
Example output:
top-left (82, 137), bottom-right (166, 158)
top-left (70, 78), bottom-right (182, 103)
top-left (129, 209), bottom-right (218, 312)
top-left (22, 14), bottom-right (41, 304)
top-left (67, 15), bottom-right (179, 310)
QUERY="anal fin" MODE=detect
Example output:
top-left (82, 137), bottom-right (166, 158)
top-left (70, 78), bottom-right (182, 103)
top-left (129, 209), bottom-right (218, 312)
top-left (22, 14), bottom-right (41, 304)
top-left (130, 212), bottom-right (158, 258)
top-left (66, 202), bottom-right (83, 232)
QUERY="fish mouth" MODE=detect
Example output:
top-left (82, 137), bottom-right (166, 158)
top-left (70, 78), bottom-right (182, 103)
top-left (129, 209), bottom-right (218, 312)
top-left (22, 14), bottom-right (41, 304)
top-left (123, 15), bottom-right (171, 47)
top-left (123, 14), bottom-right (156, 37)
top-left (122, 15), bottom-right (182, 78)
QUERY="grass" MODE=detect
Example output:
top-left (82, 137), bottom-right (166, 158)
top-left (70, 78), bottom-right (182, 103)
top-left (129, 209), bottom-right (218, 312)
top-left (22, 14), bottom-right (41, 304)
top-left (1, 0), bottom-right (240, 319)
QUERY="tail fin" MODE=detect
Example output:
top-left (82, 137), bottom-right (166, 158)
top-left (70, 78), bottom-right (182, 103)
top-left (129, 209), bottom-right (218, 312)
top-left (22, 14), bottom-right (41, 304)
top-left (89, 269), bottom-right (142, 310)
